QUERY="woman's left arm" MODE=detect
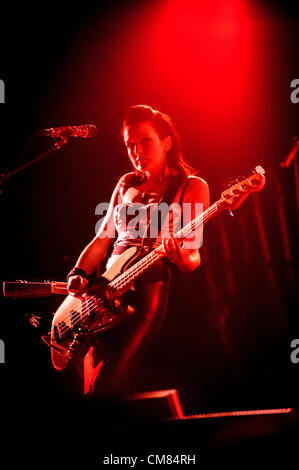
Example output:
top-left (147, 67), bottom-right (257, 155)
top-left (162, 176), bottom-right (210, 272)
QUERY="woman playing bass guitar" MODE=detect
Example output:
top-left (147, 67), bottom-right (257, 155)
top-left (66, 105), bottom-right (210, 396)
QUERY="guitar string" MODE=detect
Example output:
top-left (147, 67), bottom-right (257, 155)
top-left (57, 250), bottom-right (164, 337)
top-left (109, 206), bottom-right (214, 290)
top-left (57, 292), bottom-right (118, 336)
top-left (57, 297), bottom-right (100, 329)
top-left (58, 248), bottom-right (163, 334)
top-left (56, 253), bottom-right (160, 334)
top-left (109, 203), bottom-right (218, 289)
top-left (57, 295), bottom-right (104, 335)
top-left (56, 203), bottom-right (219, 337)
top-left (57, 247), bottom-right (165, 336)
top-left (57, 251), bottom-right (163, 335)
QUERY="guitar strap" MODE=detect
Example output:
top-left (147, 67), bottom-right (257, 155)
top-left (141, 172), bottom-right (189, 251)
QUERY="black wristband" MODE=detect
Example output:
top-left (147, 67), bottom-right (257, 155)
top-left (67, 267), bottom-right (88, 281)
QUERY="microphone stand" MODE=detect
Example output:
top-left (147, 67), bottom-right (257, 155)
top-left (280, 136), bottom-right (299, 231)
top-left (0, 136), bottom-right (68, 194)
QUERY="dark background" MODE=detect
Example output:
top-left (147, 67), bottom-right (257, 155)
top-left (0, 0), bottom-right (298, 461)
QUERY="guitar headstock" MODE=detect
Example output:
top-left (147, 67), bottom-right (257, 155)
top-left (219, 166), bottom-right (266, 210)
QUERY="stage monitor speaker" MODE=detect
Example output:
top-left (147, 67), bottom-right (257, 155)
top-left (124, 390), bottom-right (298, 462)
top-left (125, 388), bottom-right (184, 420)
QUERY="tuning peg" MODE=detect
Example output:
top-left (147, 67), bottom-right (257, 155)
top-left (254, 165), bottom-right (265, 176)
top-left (231, 188), bottom-right (242, 195)
top-left (227, 175), bottom-right (246, 187)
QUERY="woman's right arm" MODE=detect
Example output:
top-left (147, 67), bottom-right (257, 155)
top-left (67, 175), bottom-right (126, 295)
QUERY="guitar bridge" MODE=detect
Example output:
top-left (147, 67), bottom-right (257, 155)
top-left (68, 326), bottom-right (89, 355)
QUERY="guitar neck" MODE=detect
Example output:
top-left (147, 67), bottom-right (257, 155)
top-left (109, 201), bottom-right (221, 292)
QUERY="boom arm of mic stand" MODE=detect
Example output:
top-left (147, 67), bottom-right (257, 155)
top-left (0, 136), bottom-right (68, 193)
top-left (280, 136), bottom-right (299, 232)
top-left (280, 137), bottom-right (299, 168)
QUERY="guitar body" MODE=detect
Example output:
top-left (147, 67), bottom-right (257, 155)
top-left (50, 246), bottom-right (140, 370)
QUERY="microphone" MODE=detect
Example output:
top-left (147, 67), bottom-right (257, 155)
top-left (37, 124), bottom-right (97, 138)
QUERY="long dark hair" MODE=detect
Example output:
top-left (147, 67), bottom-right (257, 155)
top-left (121, 105), bottom-right (196, 184)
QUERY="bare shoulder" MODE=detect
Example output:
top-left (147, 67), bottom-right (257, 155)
top-left (186, 175), bottom-right (209, 191)
top-left (118, 172), bottom-right (142, 192)
top-left (182, 175), bottom-right (210, 209)
top-left (110, 172), bottom-right (135, 199)
top-left (118, 172), bottom-right (136, 185)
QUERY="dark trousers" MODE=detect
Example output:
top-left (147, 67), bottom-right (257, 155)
top-left (88, 260), bottom-right (171, 397)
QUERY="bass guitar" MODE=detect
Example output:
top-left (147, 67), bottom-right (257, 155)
top-left (3, 166), bottom-right (266, 371)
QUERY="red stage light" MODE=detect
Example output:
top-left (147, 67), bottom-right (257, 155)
top-left (137, 0), bottom-right (287, 171)
top-left (151, 0), bottom-right (254, 117)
